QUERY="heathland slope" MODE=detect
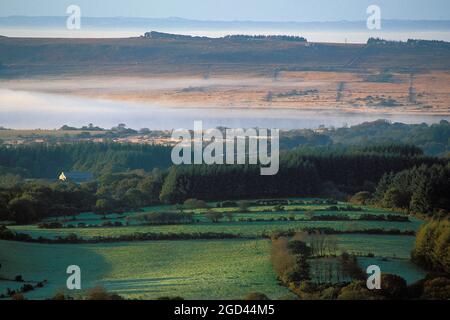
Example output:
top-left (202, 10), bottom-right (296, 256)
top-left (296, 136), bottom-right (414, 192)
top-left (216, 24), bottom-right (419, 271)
top-left (1, 35), bottom-right (450, 77)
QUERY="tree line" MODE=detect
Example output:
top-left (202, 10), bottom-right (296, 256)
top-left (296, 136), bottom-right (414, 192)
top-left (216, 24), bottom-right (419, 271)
top-left (271, 230), bottom-right (450, 299)
top-left (0, 142), bottom-right (448, 224)
top-left (0, 142), bottom-right (172, 178)
top-left (159, 145), bottom-right (443, 203)
top-left (0, 169), bottom-right (166, 224)
top-left (412, 219), bottom-right (449, 274)
top-left (374, 163), bottom-right (450, 216)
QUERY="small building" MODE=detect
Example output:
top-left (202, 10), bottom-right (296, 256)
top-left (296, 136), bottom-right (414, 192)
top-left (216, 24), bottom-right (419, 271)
top-left (58, 171), bottom-right (93, 183)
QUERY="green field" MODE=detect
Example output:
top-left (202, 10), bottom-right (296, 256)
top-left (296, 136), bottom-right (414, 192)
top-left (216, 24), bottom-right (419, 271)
top-left (0, 199), bottom-right (427, 300)
top-left (10, 218), bottom-right (421, 240)
top-left (0, 234), bottom-right (422, 299)
top-left (10, 202), bottom-right (422, 240)
top-left (41, 209), bottom-right (418, 227)
top-left (0, 239), bottom-right (291, 300)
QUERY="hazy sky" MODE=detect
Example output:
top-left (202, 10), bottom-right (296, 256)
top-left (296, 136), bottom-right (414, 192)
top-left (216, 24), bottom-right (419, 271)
top-left (1, 0), bottom-right (449, 21)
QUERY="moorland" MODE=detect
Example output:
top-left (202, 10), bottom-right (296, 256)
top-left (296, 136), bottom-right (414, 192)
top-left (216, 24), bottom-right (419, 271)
top-left (1, 35), bottom-right (450, 115)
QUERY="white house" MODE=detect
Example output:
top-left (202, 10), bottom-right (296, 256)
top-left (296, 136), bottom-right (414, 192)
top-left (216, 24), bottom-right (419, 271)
top-left (58, 171), bottom-right (93, 183)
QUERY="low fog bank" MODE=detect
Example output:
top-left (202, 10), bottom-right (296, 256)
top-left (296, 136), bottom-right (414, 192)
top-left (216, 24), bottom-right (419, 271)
top-left (0, 76), bottom-right (295, 92)
top-left (1, 88), bottom-right (448, 130)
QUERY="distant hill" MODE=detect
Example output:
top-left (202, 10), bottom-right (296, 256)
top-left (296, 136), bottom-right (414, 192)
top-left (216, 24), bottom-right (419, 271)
top-left (1, 16), bottom-right (450, 31)
top-left (143, 31), bottom-right (308, 42)
top-left (1, 31), bottom-right (450, 78)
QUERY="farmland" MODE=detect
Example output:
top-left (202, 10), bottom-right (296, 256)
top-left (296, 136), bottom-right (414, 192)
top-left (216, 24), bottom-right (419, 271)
top-left (0, 239), bottom-right (291, 300)
top-left (9, 202), bottom-right (422, 239)
top-left (0, 199), bottom-right (427, 299)
top-left (0, 234), bottom-right (423, 300)
top-left (1, 36), bottom-right (450, 116)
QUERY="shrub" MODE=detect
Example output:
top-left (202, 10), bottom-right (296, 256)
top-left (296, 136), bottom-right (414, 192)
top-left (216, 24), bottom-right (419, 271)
top-left (379, 274), bottom-right (407, 299)
top-left (340, 253), bottom-right (365, 280)
top-left (20, 284), bottom-right (34, 293)
top-left (238, 201), bottom-right (251, 212)
top-left (421, 277), bottom-right (450, 299)
top-left (412, 220), bottom-right (450, 273)
top-left (204, 211), bottom-right (223, 223)
top-left (243, 292), bottom-right (270, 300)
top-left (38, 222), bottom-right (63, 229)
top-left (52, 292), bottom-right (67, 300)
top-left (224, 212), bottom-right (234, 222)
top-left (11, 293), bottom-right (25, 300)
top-left (350, 191), bottom-right (372, 205)
top-left (286, 260), bottom-right (310, 282)
top-left (85, 286), bottom-right (123, 300)
top-left (183, 198), bottom-right (208, 209)
top-left (287, 240), bottom-right (312, 257)
top-left (338, 281), bottom-right (376, 300)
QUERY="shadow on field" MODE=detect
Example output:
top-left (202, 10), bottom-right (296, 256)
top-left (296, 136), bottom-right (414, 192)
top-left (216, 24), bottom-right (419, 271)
top-left (0, 240), bottom-right (112, 299)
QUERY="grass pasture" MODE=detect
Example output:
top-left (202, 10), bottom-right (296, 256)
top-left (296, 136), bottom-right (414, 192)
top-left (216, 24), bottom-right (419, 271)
top-left (0, 239), bottom-right (290, 300)
top-left (11, 200), bottom-right (422, 240)
top-left (10, 218), bottom-right (421, 240)
top-left (0, 198), bottom-right (427, 300)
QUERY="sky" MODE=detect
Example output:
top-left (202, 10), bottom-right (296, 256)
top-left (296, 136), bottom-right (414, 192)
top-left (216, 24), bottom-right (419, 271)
top-left (1, 0), bottom-right (450, 21)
